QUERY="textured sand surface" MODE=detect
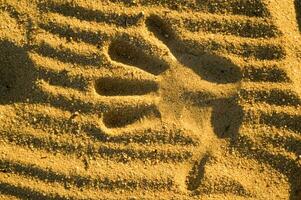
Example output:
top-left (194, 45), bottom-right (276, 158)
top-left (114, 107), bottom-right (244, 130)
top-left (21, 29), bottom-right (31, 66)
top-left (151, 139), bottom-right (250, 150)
top-left (0, 0), bottom-right (301, 199)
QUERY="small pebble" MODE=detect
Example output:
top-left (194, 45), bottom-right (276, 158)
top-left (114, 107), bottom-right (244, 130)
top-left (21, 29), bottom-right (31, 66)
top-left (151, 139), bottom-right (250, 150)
top-left (70, 111), bottom-right (80, 120)
top-left (32, 117), bottom-right (37, 123)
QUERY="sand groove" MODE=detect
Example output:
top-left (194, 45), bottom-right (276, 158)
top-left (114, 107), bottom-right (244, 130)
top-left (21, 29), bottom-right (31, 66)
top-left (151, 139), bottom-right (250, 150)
top-left (1, 0), bottom-right (301, 199)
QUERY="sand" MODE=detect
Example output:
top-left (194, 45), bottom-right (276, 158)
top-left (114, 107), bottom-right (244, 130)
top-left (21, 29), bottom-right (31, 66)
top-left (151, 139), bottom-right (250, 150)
top-left (0, 0), bottom-right (300, 199)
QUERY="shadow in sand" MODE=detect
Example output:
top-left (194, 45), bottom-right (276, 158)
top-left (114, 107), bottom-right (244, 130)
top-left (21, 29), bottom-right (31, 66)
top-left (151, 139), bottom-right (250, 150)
top-left (0, 40), bottom-right (95, 113)
top-left (186, 154), bottom-right (210, 193)
top-left (0, 40), bottom-right (37, 105)
top-left (295, 0), bottom-right (301, 33)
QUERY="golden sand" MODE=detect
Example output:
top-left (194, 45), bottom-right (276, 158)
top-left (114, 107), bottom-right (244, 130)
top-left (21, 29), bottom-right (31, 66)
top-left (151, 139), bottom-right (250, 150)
top-left (0, 0), bottom-right (300, 199)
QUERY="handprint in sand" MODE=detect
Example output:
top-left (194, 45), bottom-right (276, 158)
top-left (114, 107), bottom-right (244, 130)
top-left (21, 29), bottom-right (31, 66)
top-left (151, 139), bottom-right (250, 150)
top-left (102, 14), bottom-right (243, 193)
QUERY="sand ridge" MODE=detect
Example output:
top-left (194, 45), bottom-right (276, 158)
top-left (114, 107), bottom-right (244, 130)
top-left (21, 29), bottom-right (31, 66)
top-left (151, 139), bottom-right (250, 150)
top-left (0, 0), bottom-right (301, 199)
